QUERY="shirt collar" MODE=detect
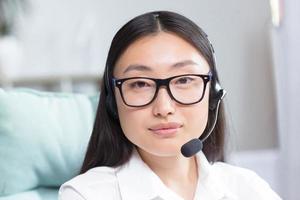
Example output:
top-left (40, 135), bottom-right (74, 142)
top-left (116, 149), bottom-right (236, 200)
top-left (195, 152), bottom-right (237, 200)
top-left (115, 149), bottom-right (160, 200)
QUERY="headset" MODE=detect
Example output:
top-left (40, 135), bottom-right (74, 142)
top-left (104, 67), bottom-right (119, 119)
top-left (104, 37), bottom-right (226, 120)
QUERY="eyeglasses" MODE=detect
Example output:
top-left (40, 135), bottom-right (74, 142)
top-left (112, 72), bottom-right (212, 107)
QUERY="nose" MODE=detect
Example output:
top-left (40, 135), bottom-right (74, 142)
top-left (152, 87), bottom-right (176, 117)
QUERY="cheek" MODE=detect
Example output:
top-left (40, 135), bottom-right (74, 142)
top-left (115, 92), bottom-right (145, 141)
top-left (184, 92), bottom-right (210, 137)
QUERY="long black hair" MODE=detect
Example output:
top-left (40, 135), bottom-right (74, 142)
top-left (81, 11), bottom-right (226, 173)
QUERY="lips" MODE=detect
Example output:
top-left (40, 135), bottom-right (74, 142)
top-left (148, 122), bottom-right (182, 137)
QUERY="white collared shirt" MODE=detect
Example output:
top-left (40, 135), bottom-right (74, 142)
top-left (59, 150), bottom-right (281, 200)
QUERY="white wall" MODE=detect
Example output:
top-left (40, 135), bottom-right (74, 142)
top-left (271, 0), bottom-right (300, 199)
top-left (16, 0), bottom-right (278, 152)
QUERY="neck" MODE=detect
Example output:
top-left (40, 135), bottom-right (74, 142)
top-left (137, 148), bottom-right (198, 187)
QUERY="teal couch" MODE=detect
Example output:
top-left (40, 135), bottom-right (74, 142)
top-left (0, 88), bottom-right (98, 200)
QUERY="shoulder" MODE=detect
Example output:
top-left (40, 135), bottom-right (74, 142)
top-left (210, 162), bottom-right (281, 199)
top-left (59, 166), bottom-right (121, 200)
top-left (211, 161), bottom-right (259, 182)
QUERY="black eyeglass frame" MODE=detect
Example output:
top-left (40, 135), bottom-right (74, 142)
top-left (112, 71), bottom-right (212, 107)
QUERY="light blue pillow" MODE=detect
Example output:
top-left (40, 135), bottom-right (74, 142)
top-left (0, 88), bottom-right (98, 196)
top-left (0, 188), bottom-right (57, 200)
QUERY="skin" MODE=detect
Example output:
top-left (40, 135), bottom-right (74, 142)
top-left (114, 32), bottom-right (211, 200)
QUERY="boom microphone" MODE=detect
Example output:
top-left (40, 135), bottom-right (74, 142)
top-left (181, 138), bottom-right (203, 157)
top-left (181, 88), bottom-right (226, 157)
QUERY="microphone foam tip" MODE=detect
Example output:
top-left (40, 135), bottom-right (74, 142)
top-left (181, 139), bottom-right (203, 157)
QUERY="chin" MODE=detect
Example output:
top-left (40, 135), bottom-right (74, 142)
top-left (138, 144), bottom-right (182, 157)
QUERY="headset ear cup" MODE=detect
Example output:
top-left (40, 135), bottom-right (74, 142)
top-left (209, 82), bottom-right (226, 110)
top-left (105, 94), bottom-right (119, 119)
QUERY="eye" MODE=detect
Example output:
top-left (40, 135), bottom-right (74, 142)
top-left (175, 76), bottom-right (194, 84)
top-left (129, 80), bottom-right (151, 89)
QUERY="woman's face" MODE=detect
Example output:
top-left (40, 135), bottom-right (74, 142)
top-left (113, 32), bottom-right (210, 157)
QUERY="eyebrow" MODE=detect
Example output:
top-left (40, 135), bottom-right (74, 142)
top-left (122, 60), bottom-right (199, 74)
top-left (172, 60), bottom-right (199, 68)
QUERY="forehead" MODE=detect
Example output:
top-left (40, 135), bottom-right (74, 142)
top-left (114, 32), bottom-right (210, 77)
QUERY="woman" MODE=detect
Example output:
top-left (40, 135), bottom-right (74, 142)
top-left (59, 11), bottom-right (281, 200)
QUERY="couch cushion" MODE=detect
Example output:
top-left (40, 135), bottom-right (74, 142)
top-left (0, 88), bottom-right (98, 196)
top-left (0, 187), bottom-right (58, 200)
